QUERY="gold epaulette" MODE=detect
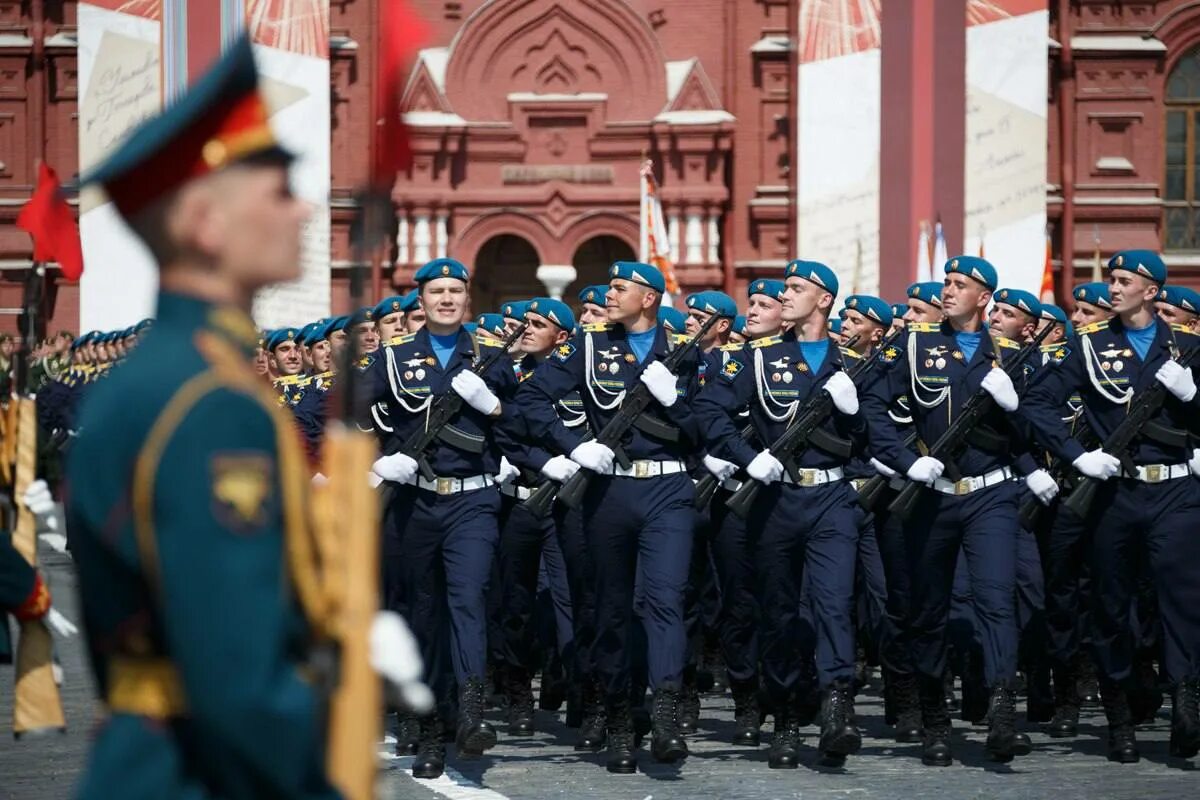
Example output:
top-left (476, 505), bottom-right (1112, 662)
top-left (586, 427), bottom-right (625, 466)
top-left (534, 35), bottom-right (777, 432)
top-left (749, 335), bottom-right (782, 349)
top-left (478, 336), bottom-right (504, 347)
top-left (994, 336), bottom-right (1022, 350)
top-left (718, 342), bottom-right (744, 352)
top-left (1170, 323), bottom-right (1199, 336)
top-left (840, 346), bottom-right (864, 360)
top-left (670, 333), bottom-right (689, 345)
top-left (908, 322), bottom-right (941, 333)
top-left (386, 333), bottom-right (417, 346)
top-left (274, 374), bottom-right (305, 387)
top-left (1040, 342), bottom-right (1061, 352)
top-left (1077, 320), bottom-right (1109, 335)
top-left (582, 322), bottom-right (611, 333)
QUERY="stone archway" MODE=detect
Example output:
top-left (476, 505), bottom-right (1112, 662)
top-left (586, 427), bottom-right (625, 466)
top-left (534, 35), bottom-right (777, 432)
top-left (472, 234), bottom-right (543, 314)
top-left (570, 235), bottom-right (636, 300)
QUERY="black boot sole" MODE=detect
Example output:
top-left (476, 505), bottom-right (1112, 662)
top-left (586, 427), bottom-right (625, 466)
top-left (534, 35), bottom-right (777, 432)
top-left (457, 726), bottom-right (498, 756)
top-left (1044, 725), bottom-right (1077, 738)
top-left (1107, 749), bottom-right (1140, 763)
top-left (733, 730), bottom-right (761, 747)
top-left (922, 754), bottom-right (952, 767)
top-left (651, 738), bottom-right (688, 763)
top-left (575, 739), bottom-right (606, 752)
top-left (606, 760), bottom-right (637, 774)
top-left (508, 721), bottom-right (534, 736)
top-left (767, 754), bottom-right (799, 769)
top-left (1169, 729), bottom-right (1199, 759)
top-left (412, 762), bottom-right (445, 779)
top-left (895, 726), bottom-right (923, 743)
top-left (817, 752), bottom-right (847, 767)
top-left (820, 728), bottom-right (862, 757)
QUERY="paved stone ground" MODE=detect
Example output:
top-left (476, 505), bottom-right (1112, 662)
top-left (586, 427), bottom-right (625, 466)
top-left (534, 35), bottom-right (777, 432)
top-left (3, 531), bottom-right (1197, 799)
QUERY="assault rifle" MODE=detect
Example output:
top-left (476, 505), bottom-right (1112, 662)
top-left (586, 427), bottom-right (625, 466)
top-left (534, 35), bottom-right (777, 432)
top-left (1017, 414), bottom-right (1095, 529)
top-left (524, 313), bottom-right (720, 516)
top-left (887, 323), bottom-right (1054, 521)
top-left (857, 429), bottom-right (918, 511)
top-left (692, 422), bottom-right (754, 511)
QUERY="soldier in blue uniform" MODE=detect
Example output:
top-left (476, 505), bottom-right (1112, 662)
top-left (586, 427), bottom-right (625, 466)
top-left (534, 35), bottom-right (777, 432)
top-left (400, 289), bottom-right (426, 334)
top-left (65, 37), bottom-right (341, 799)
top-left (514, 261), bottom-right (703, 773)
top-left (364, 257), bottom-right (519, 779)
top-left (1019, 250), bottom-right (1200, 763)
top-left (577, 284), bottom-right (609, 326)
top-left (694, 260), bottom-right (866, 769)
top-left (861, 256), bottom-right (1041, 766)
top-left (374, 295), bottom-right (409, 343)
top-left (1155, 284), bottom-right (1200, 332)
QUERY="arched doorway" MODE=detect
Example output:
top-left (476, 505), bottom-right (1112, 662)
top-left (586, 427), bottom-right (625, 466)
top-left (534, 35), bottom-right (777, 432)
top-left (570, 235), bottom-right (636, 302)
top-left (472, 234), bottom-right (542, 315)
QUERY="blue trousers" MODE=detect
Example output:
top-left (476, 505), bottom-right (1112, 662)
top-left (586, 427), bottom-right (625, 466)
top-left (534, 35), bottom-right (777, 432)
top-left (854, 506), bottom-right (894, 669)
top-left (902, 481), bottom-right (1019, 687)
top-left (1088, 477), bottom-right (1200, 685)
top-left (553, 503), bottom-right (597, 680)
top-left (709, 489), bottom-right (760, 683)
top-left (391, 484), bottom-right (500, 695)
top-left (748, 481), bottom-right (858, 700)
top-left (583, 473), bottom-right (695, 698)
top-left (1033, 498), bottom-right (1091, 670)
top-left (871, 495), bottom-right (915, 675)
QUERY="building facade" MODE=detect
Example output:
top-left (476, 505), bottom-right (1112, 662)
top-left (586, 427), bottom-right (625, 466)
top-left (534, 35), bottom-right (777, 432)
top-left (2, 0), bottom-right (1200, 333)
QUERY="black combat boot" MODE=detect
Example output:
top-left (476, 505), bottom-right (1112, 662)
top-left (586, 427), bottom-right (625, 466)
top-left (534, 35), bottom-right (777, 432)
top-left (1101, 682), bottom-right (1140, 763)
top-left (630, 682), bottom-right (651, 743)
top-left (605, 698), bottom-right (638, 774)
top-left (920, 675), bottom-right (952, 767)
top-left (412, 715), bottom-right (446, 780)
top-left (985, 681), bottom-right (1019, 762)
top-left (730, 677), bottom-right (762, 746)
top-left (795, 659), bottom-right (821, 727)
top-left (767, 702), bottom-right (801, 769)
top-left (679, 671), bottom-right (701, 733)
top-left (575, 676), bottom-right (607, 752)
top-left (395, 711), bottom-right (420, 756)
top-left (943, 668), bottom-right (960, 712)
top-left (1076, 652), bottom-right (1100, 705)
top-left (817, 678), bottom-right (862, 766)
top-left (565, 680), bottom-right (584, 729)
top-left (891, 672), bottom-right (923, 743)
top-left (1170, 677), bottom-right (1200, 759)
top-left (538, 658), bottom-right (568, 712)
top-left (650, 687), bottom-right (688, 763)
top-left (504, 665), bottom-right (535, 736)
top-left (1130, 657), bottom-right (1164, 725)
top-left (1045, 664), bottom-right (1080, 738)
top-left (456, 676), bottom-right (498, 756)
top-left (1026, 661), bottom-right (1055, 723)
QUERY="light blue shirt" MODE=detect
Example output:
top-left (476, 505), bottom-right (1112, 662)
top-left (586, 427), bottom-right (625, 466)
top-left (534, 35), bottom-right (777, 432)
top-left (798, 338), bottom-right (830, 374)
top-left (955, 330), bottom-right (983, 362)
top-left (430, 331), bottom-right (459, 368)
top-left (627, 327), bottom-right (657, 364)
top-left (1125, 321), bottom-right (1157, 361)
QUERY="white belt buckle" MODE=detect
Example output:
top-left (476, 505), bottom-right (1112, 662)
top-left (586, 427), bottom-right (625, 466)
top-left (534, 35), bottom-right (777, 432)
top-left (634, 460), bottom-right (652, 478)
top-left (436, 477), bottom-right (454, 495)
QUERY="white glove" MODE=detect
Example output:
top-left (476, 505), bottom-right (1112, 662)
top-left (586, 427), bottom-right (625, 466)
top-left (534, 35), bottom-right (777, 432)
top-left (1189, 449), bottom-right (1200, 478)
top-left (1025, 469), bottom-right (1059, 506)
top-left (541, 455), bottom-right (581, 483)
top-left (981, 368), bottom-right (1019, 412)
top-left (746, 450), bottom-right (785, 484)
top-left (906, 456), bottom-right (945, 485)
top-left (822, 371), bottom-right (859, 415)
top-left (371, 452), bottom-right (418, 484)
top-left (451, 370), bottom-right (501, 416)
top-left (22, 480), bottom-right (55, 516)
top-left (570, 441), bottom-right (616, 473)
top-left (367, 471), bottom-right (384, 489)
top-left (1155, 360), bottom-right (1197, 402)
top-left (45, 607), bottom-right (78, 638)
top-left (369, 611), bottom-right (434, 714)
top-left (495, 456), bottom-right (520, 485)
top-left (639, 361), bottom-right (679, 408)
top-left (870, 458), bottom-right (898, 479)
top-left (1072, 449), bottom-right (1120, 480)
top-left (703, 454), bottom-right (738, 481)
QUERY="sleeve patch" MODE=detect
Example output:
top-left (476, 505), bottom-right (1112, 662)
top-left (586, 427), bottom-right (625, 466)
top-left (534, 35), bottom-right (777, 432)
top-left (881, 345), bottom-right (901, 363)
top-left (211, 454), bottom-right (274, 530)
top-left (721, 359), bottom-right (744, 381)
top-left (553, 342), bottom-right (577, 362)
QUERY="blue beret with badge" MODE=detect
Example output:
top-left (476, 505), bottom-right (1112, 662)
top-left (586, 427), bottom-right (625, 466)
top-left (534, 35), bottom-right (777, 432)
top-left (907, 281), bottom-right (944, 307)
top-left (502, 300), bottom-right (530, 321)
top-left (891, 303), bottom-right (908, 319)
top-left (373, 295), bottom-right (407, 319)
top-left (686, 290), bottom-right (737, 318)
top-left (329, 315), bottom-right (350, 333)
top-left (1108, 249), bottom-right (1166, 285)
top-left (944, 255), bottom-right (997, 290)
top-left (463, 321), bottom-right (479, 334)
top-left (1040, 303), bottom-right (1074, 337)
top-left (657, 306), bottom-right (688, 333)
top-left (843, 294), bottom-right (893, 327)
top-left (414, 257), bottom-right (469, 284)
top-left (748, 279), bottom-right (786, 302)
top-left (732, 315), bottom-right (746, 335)
top-left (528, 297), bottom-right (575, 331)
top-left (1156, 284), bottom-right (1200, 314)
top-left (298, 321), bottom-right (324, 346)
top-left (265, 328), bottom-right (299, 351)
top-left (400, 289), bottom-right (420, 313)
top-left (828, 318), bottom-right (843, 335)
top-left (785, 259), bottom-right (839, 298)
top-left (475, 313), bottom-right (506, 336)
top-left (1072, 282), bottom-right (1112, 309)
top-left (346, 306), bottom-right (375, 327)
top-left (609, 261), bottom-right (665, 293)
top-left (994, 287), bottom-right (1042, 319)
top-left (578, 284), bottom-right (608, 307)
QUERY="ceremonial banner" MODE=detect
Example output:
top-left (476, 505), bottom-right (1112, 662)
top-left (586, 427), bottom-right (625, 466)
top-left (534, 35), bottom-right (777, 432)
top-left (639, 160), bottom-right (679, 305)
top-left (796, 0), bottom-right (882, 294)
top-left (77, 1), bottom-right (331, 330)
top-left (963, 1), bottom-right (1048, 294)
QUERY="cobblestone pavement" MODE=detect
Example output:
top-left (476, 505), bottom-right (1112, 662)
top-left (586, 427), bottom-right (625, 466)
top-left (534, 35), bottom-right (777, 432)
top-left (3, 532), bottom-right (1197, 800)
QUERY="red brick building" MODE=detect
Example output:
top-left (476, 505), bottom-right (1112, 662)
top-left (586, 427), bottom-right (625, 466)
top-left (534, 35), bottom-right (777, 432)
top-left (3, 0), bottom-right (1200, 333)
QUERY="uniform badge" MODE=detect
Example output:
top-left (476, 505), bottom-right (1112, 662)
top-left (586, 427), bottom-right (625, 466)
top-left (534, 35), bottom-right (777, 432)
top-left (722, 360), bottom-right (744, 380)
top-left (211, 454), bottom-right (272, 530)
top-left (598, 362), bottom-right (608, 372)
top-left (1113, 360), bottom-right (1123, 372)
top-left (610, 363), bottom-right (621, 374)
top-left (796, 362), bottom-right (809, 373)
top-left (926, 345), bottom-right (948, 357)
top-left (882, 346), bottom-right (900, 363)
top-left (625, 353), bottom-right (636, 364)
top-left (416, 368), bottom-right (426, 380)
top-left (925, 359), bottom-right (934, 368)
top-left (554, 342), bottom-right (577, 362)
top-left (1122, 349), bottom-right (1132, 358)
top-left (952, 350), bottom-right (964, 361)
top-left (935, 357), bottom-right (946, 369)
top-left (1102, 361), bottom-right (1112, 371)
top-left (772, 372), bottom-right (782, 382)
top-left (782, 372), bottom-right (793, 384)
top-left (425, 357), bottom-right (436, 366)
top-left (404, 370), bottom-right (413, 380)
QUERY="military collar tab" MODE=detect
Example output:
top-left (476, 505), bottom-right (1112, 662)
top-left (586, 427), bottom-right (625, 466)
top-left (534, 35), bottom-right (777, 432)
top-left (582, 322), bottom-right (612, 333)
top-left (1076, 320), bottom-right (1109, 335)
top-left (718, 342), bottom-right (745, 352)
top-left (907, 322), bottom-right (942, 333)
top-left (749, 334), bottom-right (782, 349)
top-left (386, 333), bottom-right (417, 347)
top-left (993, 336), bottom-right (1022, 350)
top-left (839, 346), bottom-right (864, 360)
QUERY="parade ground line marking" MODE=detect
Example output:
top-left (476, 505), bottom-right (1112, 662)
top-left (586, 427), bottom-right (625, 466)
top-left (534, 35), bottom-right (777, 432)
top-left (381, 735), bottom-right (513, 800)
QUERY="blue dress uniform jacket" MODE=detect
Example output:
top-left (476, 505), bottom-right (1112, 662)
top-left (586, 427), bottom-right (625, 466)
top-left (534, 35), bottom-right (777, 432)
top-left (65, 293), bottom-right (339, 800)
top-left (514, 323), bottom-right (703, 461)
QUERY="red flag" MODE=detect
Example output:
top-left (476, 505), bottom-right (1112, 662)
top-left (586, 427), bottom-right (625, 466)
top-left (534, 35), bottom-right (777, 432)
top-left (16, 162), bottom-right (83, 281)
top-left (1040, 229), bottom-right (1055, 303)
top-left (371, 1), bottom-right (428, 189)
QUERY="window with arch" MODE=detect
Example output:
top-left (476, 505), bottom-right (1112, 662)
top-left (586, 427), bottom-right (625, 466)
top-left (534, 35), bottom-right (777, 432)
top-left (1165, 46), bottom-right (1200, 250)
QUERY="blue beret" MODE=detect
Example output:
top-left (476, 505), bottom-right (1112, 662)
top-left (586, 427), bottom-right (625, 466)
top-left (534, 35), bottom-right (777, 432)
top-left (265, 328), bottom-right (299, 351)
top-left (843, 294), bottom-right (893, 327)
top-left (70, 336), bottom-right (86, 352)
top-left (1156, 284), bottom-right (1200, 314)
top-left (657, 306), bottom-right (688, 333)
top-left (373, 295), bottom-right (408, 319)
top-left (1108, 249), bottom-right (1166, 284)
top-left (609, 261), bottom-right (665, 293)
top-left (329, 315), bottom-right (350, 333)
top-left (1040, 303), bottom-right (1068, 325)
top-left (784, 259), bottom-right (839, 298)
top-left (578, 284), bottom-right (608, 307)
top-left (944, 255), bottom-right (997, 290)
top-left (685, 291), bottom-right (737, 318)
top-left (346, 307), bottom-right (375, 327)
top-left (994, 288), bottom-right (1042, 319)
top-left (891, 303), bottom-right (908, 319)
top-left (414, 258), bottom-right (470, 284)
top-left (475, 313), bottom-right (506, 336)
top-left (463, 322), bottom-right (479, 334)
top-left (732, 315), bottom-right (746, 335)
top-left (748, 279), bottom-right (786, 302)
top-left (1072, 282), bottom-right (1112, 309)
top-left (527, 297), bottom-right (575, 331)
top-left (298, 322), bottom-right (325, 346)
top-left (400, 289), bottom-right (420, 312)
top-left (828, 318), bottom-right (843, 335)
top-left (502, 300), bottom-right (530, 320)
top-left (79, 37), bottom-right (291, 220)
top-left (907, 282), bottom-right (944, 307)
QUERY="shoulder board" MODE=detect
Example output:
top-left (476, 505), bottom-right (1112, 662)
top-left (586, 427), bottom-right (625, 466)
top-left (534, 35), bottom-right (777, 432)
top-left (297, 375), bottom-right (314, 387)
top-left (477, 337), bottom-right (504, 348)
top-left (582, 322), bottom-right (611, 333)
top-left (386, 333), bottom-right (417, 347)
top-left (908, 322), bottom-right (941, 333)
top-left (1039, 343), bottom-right (1061, 352)
top-left (670, 333), bottom-right (689, 345)
top-left (839, 346), bottom-right (863, 360)
top-left (275, 374), bottom-right (303, 386)
top-left (1077, 320), bottom-right (1109, 335)
top-left (749, 335), bottom-right (782, 349)
top-left (718, 342), bottom-right (744, 352)
top-left (994, 336), bottom-right (1022, 350)
top-left (1170, 323), bottom-right (1199, 336)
